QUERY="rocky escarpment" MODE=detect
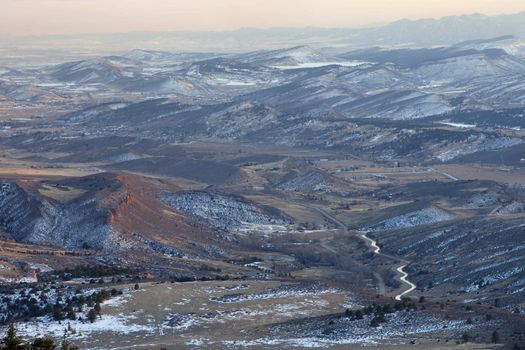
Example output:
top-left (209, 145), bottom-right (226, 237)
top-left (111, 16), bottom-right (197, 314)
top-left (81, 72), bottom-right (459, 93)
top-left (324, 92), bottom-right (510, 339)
top-left (1, 173), bottom-right (246, 259)
top-left (0, 179), bottom-right (118, 251)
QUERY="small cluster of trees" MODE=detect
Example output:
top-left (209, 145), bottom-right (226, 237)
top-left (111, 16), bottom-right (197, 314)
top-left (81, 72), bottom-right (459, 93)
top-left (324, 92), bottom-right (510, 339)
top-left (341, 301), bottom-right (510, 346)
top-left (0, 287), bottom-right (72, 324)
top-left (51, 288), bottom-right (120, 324)
top-left (1, 286), bottom-right (122, 325)
top-left (344, 299), bottom-right (418, 327)
top-left (42, 265), bottom-right (138, 282)
top-left (461, 330), bottom-right (501, 344)
top-left (166, 274), bottom-right (234, 283)
top-left (1, 324), bottom-right (79, 350)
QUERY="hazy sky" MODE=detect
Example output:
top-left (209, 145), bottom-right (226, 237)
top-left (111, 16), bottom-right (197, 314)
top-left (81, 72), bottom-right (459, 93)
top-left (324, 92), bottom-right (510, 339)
top-left (1, 0), bottom-right (525, 37)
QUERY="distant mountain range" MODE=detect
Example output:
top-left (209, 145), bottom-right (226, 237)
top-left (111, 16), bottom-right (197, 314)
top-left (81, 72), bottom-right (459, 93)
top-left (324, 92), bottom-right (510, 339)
top-left (21, 34), bottom-right (516, 166)
top-left (3, 12), bottom-right (525, 53)
top-left (3, 34), bottom-right (523, 116)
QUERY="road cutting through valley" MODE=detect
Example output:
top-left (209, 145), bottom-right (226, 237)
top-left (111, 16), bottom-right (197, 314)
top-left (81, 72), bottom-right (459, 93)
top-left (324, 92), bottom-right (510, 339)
top-left (360, 233), bottom-right (417, 300)
top-left (291, 200), bottom-right (417, 300)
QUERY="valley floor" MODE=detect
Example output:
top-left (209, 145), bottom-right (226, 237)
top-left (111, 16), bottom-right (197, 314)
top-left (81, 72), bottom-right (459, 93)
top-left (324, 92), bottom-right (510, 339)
top-left (6, 280), bottom-right (501, 350)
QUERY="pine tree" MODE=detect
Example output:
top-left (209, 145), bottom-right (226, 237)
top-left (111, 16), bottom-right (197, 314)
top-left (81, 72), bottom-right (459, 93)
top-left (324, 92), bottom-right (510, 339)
top-left (53, 302), bottom-right (64, 321)
top-left (94, 302), bottom-right (101, 315)
top-left (61, 330), bottom-right (71, 350)
top-left (370, 316), bottom-right (381, 327)
top-left (67, 305), bottom-right (76, 321)
top-left (3, 324), bottom-right (22, 350)
top-left (32, 337), bottom-right (57, 350)
top-left (370, 312), bottom-right (386, 327)
top-left (492, 330), bottom-right (500, 343)
top-left (355, 310), bottom-right (363, 319)
top-left (87, 309), bottom-right (97, 323)
top-left (462, 332), bottom-right (470, 343)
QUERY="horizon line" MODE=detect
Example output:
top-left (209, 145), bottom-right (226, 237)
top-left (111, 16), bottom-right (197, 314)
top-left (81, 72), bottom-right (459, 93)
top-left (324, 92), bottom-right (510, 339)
top-left (2, 10), bottom-right (524, 40)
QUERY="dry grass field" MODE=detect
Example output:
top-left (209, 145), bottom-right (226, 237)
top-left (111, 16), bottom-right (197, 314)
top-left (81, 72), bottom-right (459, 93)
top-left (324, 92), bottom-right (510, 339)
top-left (435, 164), bottom-right (525, 184)
top-left (10, 280), bottom-right (504, 350)
top-left (13, 281), bottom-right (351, 349)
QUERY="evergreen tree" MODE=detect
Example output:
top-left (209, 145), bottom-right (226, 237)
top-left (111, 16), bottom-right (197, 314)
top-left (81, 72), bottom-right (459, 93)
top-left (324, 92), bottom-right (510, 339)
top-left (3, 324), bottom-right (22, 350)
top-left (370, 317), bottom-right (381, 327)
top-left (61, 330), bottom-right (71, 350)
top-left (53, 302), bottom-right (64, 321)
top-left (492, 330), bottom-right (500, 343)
top-left (87, 309), bottom-right (97, 323)
top-left (462, 332), bottom-right (470, 343)
top-left (32, 337), bottom-right (57, 350)
top-left (94, 302), bottom-right (101, 315)
top-left (66, 305), bottom-right (76, 321)
top-left (370, 312), bottom-right (386, 327)
top-left (355, 310), bottom-right (363, 319)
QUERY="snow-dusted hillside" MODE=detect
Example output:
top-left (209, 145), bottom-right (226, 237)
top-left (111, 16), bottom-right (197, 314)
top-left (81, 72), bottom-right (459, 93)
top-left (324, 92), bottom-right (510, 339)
top-left (50, 57), bottom-right (143, 84)
top-left (368, 207), bottom-right (456, 231)
top-left (0, 180), bottom-right (117, 250)
top-left (160, 191), bottom-right (288, 232)
top-left (235, 45), bottom-right (338, 67)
